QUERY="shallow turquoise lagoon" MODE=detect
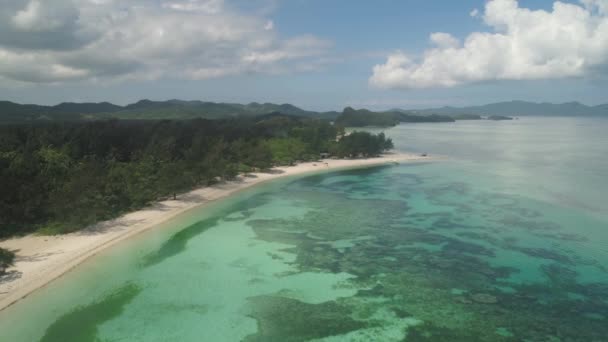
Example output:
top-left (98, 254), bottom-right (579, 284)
top-left (1, 117), bottom-right (607, 341)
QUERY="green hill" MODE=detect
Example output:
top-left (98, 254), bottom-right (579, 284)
top-left (0, 99), bottom-right (336, 123)
top-left (335, 107), bottom-right (455, 127)
top-left (53, 102), bottom-right (123, 114)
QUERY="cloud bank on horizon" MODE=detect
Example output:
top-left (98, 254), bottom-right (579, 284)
top-left (370, 0), bottom-right (608, 89)
top-left (0, 0), bottom-right (331, 84)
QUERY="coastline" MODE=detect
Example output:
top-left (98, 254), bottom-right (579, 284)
top-left (0, 152), bottom-right (432, 311)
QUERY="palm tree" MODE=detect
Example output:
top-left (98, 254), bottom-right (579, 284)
top-left (0, 248), bottom-right (15, 275)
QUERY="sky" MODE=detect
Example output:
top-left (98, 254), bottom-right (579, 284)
top-left (1, 0), bottom-right (607, 111)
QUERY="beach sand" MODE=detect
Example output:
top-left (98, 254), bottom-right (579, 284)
top-left (0, 153), bottom-right (432, 311)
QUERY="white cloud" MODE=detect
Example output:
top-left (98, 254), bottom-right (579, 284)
top-left (162, 0), bottom-right (223, 13)
top-left (0, 0), bottom-right (97, 50)
top-left (430, 32), bottom-right (459, 49)
top-left (370, 0), bottom-right (608, 89)
top-left (264, 20), bottom-right (274, 31)
top-left (0, 0), bottom-right (332, 84)
top-left (241, 35), bottom-right (331, 68)
top-left (582, 0), bottom-right (608, 14)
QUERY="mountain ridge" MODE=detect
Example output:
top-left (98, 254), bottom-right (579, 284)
top-left (1, 99), bottom-right (606, 124)
top-left (0, 99), bottom-right (336, 123)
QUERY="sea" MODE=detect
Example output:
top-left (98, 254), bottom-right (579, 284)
top-left (1, 117), bottom-right (607, 341)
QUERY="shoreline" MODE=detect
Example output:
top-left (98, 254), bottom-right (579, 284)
top-left (0, 153), bottom-right (433, 311)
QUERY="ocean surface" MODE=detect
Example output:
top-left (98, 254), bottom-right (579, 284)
top-left (1, 117), bottom-right (607, 341)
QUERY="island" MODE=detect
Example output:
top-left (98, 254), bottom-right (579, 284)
top-left (451, 113), bottom-right (483, 120)
top-left (487, 115), bottom-right (514, 121)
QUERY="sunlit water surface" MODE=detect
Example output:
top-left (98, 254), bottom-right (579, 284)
top-left (1, 117), bottom-right (607, 341)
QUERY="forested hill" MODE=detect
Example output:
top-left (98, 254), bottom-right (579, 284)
top-left (0, 116), bottom-right (392, 240)
top-left (335, 107), bottom-right (456, 127)
top-left (0, 100), bottom-right (340, 123)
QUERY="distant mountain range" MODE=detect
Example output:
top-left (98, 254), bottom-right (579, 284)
top-left (0, 99), bottom-right (339, 123)
top-left (407, 101), bottom-right (608, 117)
top-left (0, 99), bottom-right (606, 124)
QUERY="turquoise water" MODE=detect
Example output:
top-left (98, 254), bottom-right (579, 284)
top-left (1, 117), bottom-right (607, 341)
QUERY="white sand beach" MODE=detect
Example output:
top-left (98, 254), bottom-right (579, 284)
top-left (0, 153), bottom-right (432, 311)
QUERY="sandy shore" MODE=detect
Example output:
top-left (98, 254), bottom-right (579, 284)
top-left (0, 153), bottom-right (432, 311)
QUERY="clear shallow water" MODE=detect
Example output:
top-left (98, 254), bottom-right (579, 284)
top-left (1, 117), bottom-right (607, 341)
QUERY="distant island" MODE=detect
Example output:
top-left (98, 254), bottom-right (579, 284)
top-left (406, 100), bottom-right (608, 117)
top-left (487, 115), bottom-right (514, 121)
top-left (334, 108), bottom-right (526, 127)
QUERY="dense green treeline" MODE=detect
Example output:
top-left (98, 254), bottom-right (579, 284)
top-left (0, 115), bottom-right (392, 240)
top-left (336, 107), bottom-right (400, 127)
top-left (0, 247), bottom-right (14, 275)
top-left (331, 132), bottom-right (394, 158)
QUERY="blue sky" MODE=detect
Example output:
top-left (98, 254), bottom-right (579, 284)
top-left (1, 0), bottom-right (607, 110)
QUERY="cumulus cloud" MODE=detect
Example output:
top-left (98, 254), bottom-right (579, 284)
top-left (0, 0), bottom-right (331, 84)
top-left (430, 33), bottom-right (460, 49)
top-left (370, 0), bottom-right (608, 89)
top-left (0, 0), bottom-right (98, 50)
